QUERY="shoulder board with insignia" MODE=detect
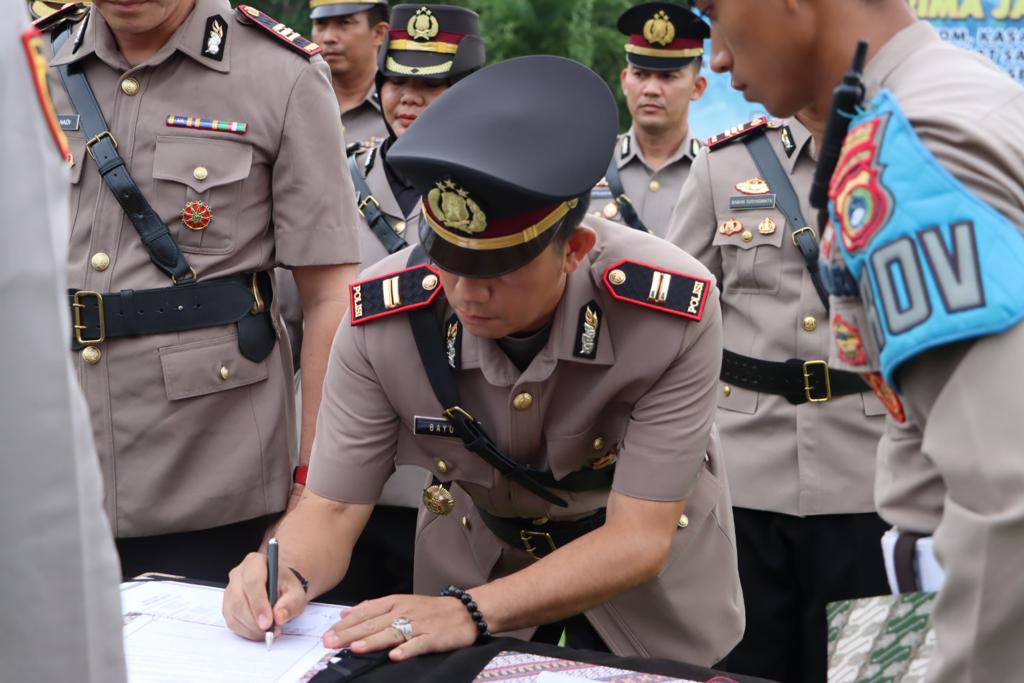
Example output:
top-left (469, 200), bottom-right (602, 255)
top-left (350, 264), bottom-right (442, 325)
top-left (236, 5), bottom-right (321, 58)
top-left (706, 116), bottom-right (769, 151)
top-left (603, 259), bottom-right (711, 321)
top-left (32, 2), bottom-right (88, 31)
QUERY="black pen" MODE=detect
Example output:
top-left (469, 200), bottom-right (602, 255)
top-left (266, 538), bottom-right (278, 650)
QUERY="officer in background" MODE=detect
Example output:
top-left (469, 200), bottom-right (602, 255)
top-left (42, 0), bottom-right (360, 580)
top-left (591, 2), bottom-right (707, 237)
top-left (311, 0), bottom-right (389, 146)
top-left (2, 3), bottom-right (125, 680)
top-left (666, 70), bottom-right (887, 683)
top-left (695, 0), bottom-right (1024, 680)
top-left (275, 0), bottom-right (390, 366)
top-left (224, 55), bottom-right (743, 667)
top-left (324, 3), bottom-right (485, 604)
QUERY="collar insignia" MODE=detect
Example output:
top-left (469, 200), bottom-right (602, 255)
top-left (201, 15), bottom-right (226, 61)
top-left (445, 313), bottom-right (462, 370)
top-left (573, 301), bottom-right (602, 360)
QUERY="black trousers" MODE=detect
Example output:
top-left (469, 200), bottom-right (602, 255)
top-left (316, 504), bottom-right (417, 605)
top-left (117, 514), bottom-right (275, 582)
top-left (726, 508), bottom-right (890, 683)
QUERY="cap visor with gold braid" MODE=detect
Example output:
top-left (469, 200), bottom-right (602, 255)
top-left (618, 1), bottom-right (709, 71)
top-left (387, 55), bottom-right (618, 278)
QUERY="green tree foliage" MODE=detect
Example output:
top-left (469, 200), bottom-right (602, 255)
top-left (259, 0), bottom-right (676, 129)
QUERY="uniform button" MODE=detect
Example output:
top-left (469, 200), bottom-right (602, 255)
top-left (90, 252), bottom-right (111, 272)
top-left (608, 269), bottom-right (627, 286)
top-left (120, 77), bottom-right (140, 96)
top-left (802, 316), bottom-right (818, 332)
top-left (602, 202), bottom-right (619, 219)
top-left (592, 436), bottom-right (606, 451)
top-left (81, 346), bottom-right (101, 364)
top-left (741, 230), bottom-right (754, 242)
top-left (421, 274), bottom-right (439, 291)
top-left (193, 166), bottom-right (208, 181)
top-left (649, 179), bottom-right (660, 192)
top-left (723, 385), bottom-right (732, 397)
top-left (394, 220), bottom-right (407, 235)
top-left (512, 392), bottom-right (534, 411)
top-left (677, 514), bottom-right (689, 529)
top-left (461, 515), bottom-right (471, 530)
top-left (435, 459), bottom-right (449, 475)
top-left (219, 365), bottom-right (230, 380)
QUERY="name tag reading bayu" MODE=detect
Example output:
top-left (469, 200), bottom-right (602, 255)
top-left (58, 114), bottom-right (80, 131)
top-left (414, 416), bottom-right (459, 439)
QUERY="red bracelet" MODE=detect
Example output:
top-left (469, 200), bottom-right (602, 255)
top-left (293, 465), bottom-right (308, 486)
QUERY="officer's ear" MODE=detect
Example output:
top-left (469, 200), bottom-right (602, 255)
top-left (562, 227), bottom-right (597, 275)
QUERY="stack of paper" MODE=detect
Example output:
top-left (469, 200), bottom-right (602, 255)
top-left (472, 651), bottom-right (699, 683)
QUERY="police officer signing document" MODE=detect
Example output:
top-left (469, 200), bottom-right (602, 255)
top-left (224, 55), bottom-right (743, 666)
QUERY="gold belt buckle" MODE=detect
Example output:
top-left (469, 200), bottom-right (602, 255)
top-left (802, 359), bottom-right (832, 402)
top-left (249, 272), bottom-right (266, 314)
top-left (519, 529), bottom-right (556, 560)
top-left (71, 290), bottom-right (105, 345)
top-left (357, 194), bottom-right (381, 218)
top-left (85, 130), bottom-right (117, 159)
top-left (791, 225), bottom-right (817, 248)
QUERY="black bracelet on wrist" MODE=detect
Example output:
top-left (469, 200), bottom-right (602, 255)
top-left (440, 585), bottom-right (490, 641)
top-left (288, 566), bottom-right (310, 594)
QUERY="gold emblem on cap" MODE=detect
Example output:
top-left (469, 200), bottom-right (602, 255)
top-left (422, 484), bottom-right (455, 516)
top-left (427, 179), bottom-right (487, 234)
top-left (719, 218), bottom-right (743, 236)
top-left (758, 217), bottom-right (777, 235)
top-left (736, 177), bottom-right (770, 195)
top-left (643, 10), bottom-right (676, 47)
top-left (408, 6), bottom-right (440, 40)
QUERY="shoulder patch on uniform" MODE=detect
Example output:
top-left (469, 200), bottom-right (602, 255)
top-left (706, 116), bottom-right (768, 151)
top-left (350, 264), bottom-right (442, 325)
top-left (603, 259), bottom-right (711, 321)
top-left (235, 5), bottom-right (321, 58)
top-left (32, 2), bottom-right (88, 31)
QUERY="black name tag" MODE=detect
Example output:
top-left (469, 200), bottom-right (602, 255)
top-left (58, 114), bottom-right (80, 131)
top-left (414, 416), bottom-right (458, 439)
top-left (729, 194), bottom-right (776, 210)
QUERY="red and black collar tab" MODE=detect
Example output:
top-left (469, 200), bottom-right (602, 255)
top-left (618, 2), bottom-right (709, 71)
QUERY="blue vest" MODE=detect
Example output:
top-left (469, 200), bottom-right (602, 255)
top-left (828, 90), bottom-right (1024, 387)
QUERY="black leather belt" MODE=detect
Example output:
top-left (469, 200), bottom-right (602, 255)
top-left (477, 507), bottom-right (606, 560)
top-left (69, 271), bottom-right (277, 363)
top-left (721, 349), bottom-right (867, 405)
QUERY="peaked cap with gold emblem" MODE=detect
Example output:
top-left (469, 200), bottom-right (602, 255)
top-left (378, 4), bottom-right (484, 82)
top-left (309, 0), bottom-right (387, 21)
top-left (618, 1), bottom-right (709, 71)
top-left (387, 55), bottom-right (619, 278)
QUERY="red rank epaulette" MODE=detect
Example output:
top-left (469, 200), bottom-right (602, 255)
top-left (602, 259), bottom-right (711, 321)
top-left (706, 116), bottom-right (769, 150)
top-left (236, 5), bottom-right (321, 58)
top-left (32, 2), bottom-right (88, 31)
top-left (350, 264), bottom-right (443, 325)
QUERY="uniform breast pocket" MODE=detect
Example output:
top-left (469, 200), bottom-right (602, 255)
top-left (397, 425), bottom-right (495, 489)
top-left (711, 210), bottom-right (786, 293)
top-left (152, 135), bottom-right (253, 254)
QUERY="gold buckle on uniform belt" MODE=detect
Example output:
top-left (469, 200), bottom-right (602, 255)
top-left (519, 530), bottom-right (557, 560)
top-left (71, 291), bottom-right (106, 344)
top-left (357, 194), bottom-right (381, 218)
top-left (249, 272), bottom-right (265, 314)
top-left (791, 225), bottom-right (816, 247)
top-left (85, 131), bottom-right (117, 159)
top-left (802, 360), bottom-right (832, 402)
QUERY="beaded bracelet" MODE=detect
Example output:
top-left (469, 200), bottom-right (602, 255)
top-left (440, 585), bottom-right (490, 642)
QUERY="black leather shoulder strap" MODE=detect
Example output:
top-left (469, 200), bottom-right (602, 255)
top-left (52, 28), bottom-right (195, 284)
top-left (603, 156), bottom-right (649, 233)
top-left (742, 131), bottom-right (829, 309)
top-left (403, 246), bottom-right (567, 508)
top-left (347, 152), bottom-right (408, 255)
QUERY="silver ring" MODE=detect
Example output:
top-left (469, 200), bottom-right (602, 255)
top-left (390, 616), bottom-right (413, 641)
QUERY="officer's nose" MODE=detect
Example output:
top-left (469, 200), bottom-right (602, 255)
top-left (452, 275), bottom-right (492, 305)
top-left (709, 24), bottom-right (733, 74)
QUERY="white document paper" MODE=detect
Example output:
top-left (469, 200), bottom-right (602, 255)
top-left (120, 580), bottom-right (348, 683)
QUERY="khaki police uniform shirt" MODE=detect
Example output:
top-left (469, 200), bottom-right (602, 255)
top-left (831, 21), bottom-right (1024, 683)
top-left (308, 217), bottom-right (744, 664)
top-left (351, 142), bottom-right (421, 267)
top-left (590, 127), bottom-right (701, 238)
top-left (341, 83), bottom-right (385, 147)
top-left (2, 7), bottom-right (125, 680)
top-left (48, 0), bottom-right (360, 537)
top-left (666, 117), bottom-right (885, 516)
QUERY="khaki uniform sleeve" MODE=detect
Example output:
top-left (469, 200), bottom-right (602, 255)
top-left (665, 148), bottom-right (723, 282)
top-left (272, 60), bottom-right (361, 267)
top-left (306, 320), bottom-right (398, 504)
top-left (874, 413), bottom-right (944, 535)
top-left (612, 286), bottom-right (723, 501)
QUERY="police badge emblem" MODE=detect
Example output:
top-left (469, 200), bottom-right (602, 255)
top-left (427, 179), bottom-right (487, 234)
